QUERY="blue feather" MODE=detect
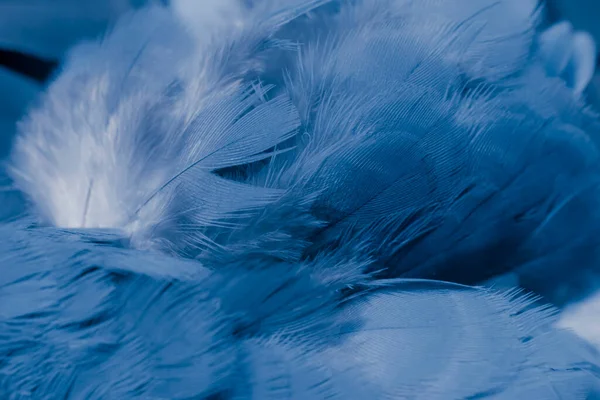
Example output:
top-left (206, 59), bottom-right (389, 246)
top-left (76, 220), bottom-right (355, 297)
top-left (1, 219), bottom-right (599, 397)
top-left (2, 0), bottom-right (600, 398)
top-left (270, 0), bottom-right (600, 302)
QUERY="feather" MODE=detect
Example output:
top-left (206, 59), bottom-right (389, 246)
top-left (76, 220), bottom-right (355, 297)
top-left (7, 0), bottom-right (600, 296)
top-left (558, 289), bottom-right (600, 350)
top-left (0, 1), bottom-right (156, 166)
top-left (538, 21), bottom-right (597, 95)
top-left (8, 4), bottom-right (301, 255)
top-left (549, 0), bottom-right (600, 47)
top-left (567, 30), bottom-right (597, 94)
top-left (1, 219), bottom-right (598, 398)
top-left (309, 282), bottom-right (600, 399)
top-left (3, 0), bottom-right (600, 398)
top-left (0, 221), bottom-right (232, 399)
top-left (269, 0), bottom-right (600, 301)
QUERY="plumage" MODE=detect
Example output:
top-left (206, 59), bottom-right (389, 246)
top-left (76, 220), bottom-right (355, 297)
top-left (0, 0), bottom-right (155, 177)
top-left (269, 0), bottom-right (600, 302)
top-left (1, 219), bottom-right (599, 398)
top-left (2, 0), bottom-right (600, 398)
top-left (538, 20), bottom-right (597, 95)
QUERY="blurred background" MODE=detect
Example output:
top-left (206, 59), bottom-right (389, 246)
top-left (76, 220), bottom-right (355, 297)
top-left (0, 0), bottom-right (598, 158)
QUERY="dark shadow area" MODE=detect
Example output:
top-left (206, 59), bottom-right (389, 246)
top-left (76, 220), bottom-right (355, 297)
top-left (0, 48), bottom-right (58, 83)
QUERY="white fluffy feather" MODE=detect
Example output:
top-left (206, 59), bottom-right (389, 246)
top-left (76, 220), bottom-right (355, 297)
top-left (8, 4), bottom-right (301, 253)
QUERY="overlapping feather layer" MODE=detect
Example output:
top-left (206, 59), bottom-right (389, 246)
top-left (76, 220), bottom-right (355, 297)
top-left (2, 0), bottom-right (600, 398)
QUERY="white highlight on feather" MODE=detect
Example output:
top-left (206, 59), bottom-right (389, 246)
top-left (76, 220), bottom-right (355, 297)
top-left (7, 5), bottom-right (256, 246)
top-left (558, 291), bottom-right (600, 350)
top-left (172, 0), bottom-right (247, 36)
top-left (539, 21), bottom-right (597, 95)
top-left (10, 72), bottom-right (168, 231)
top-left (8, 3), bottom-right (303, 251)
top-left (570, 31), bottom-right (597, 95)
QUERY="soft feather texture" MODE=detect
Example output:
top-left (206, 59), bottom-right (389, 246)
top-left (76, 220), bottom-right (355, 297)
top-left (0, 0), bottom-right (155, 187)
top-left (3, 0), bottom-right (600, 398)
top-left (270, 0), bottom-right (600, 302)
top-left (559, 290), bottom-right (600, 347)
top-left (539, 20), bottom-right (597, 95)
top-left (1, 220), bottom-right (599, 398)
